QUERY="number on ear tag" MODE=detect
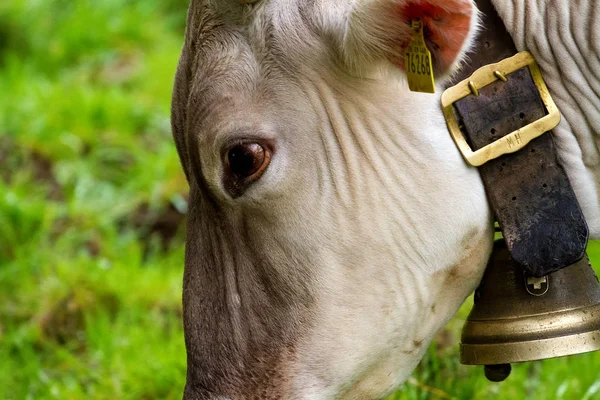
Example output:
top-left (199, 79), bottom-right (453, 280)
top-left (405, 19), bottom-right (436, 94)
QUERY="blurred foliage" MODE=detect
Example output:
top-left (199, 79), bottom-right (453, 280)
top-left (1, 1), bottom-right (599, 399)
top-left (0, 1), bottom-right (188, 399)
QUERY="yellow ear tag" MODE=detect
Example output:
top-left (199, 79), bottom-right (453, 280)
top-left (405, 19), bottom-right (436, 94)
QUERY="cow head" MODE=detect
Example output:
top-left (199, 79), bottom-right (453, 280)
top-left (171, 1), bottom-right (493, 398)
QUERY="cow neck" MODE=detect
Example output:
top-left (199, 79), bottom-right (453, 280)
top-left (445, 0), bottom-right (589, 277)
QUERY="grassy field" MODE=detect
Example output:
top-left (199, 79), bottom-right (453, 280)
top-left (0, 1), bottom-right (598, 399)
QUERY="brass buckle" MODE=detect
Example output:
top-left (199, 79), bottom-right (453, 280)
top-left (441, 51), bottom-right (561, 167)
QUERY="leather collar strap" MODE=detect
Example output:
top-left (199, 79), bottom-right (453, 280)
top-left (446, 0), bottom-right (588, 277)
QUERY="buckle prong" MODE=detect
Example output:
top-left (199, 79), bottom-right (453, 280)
top-left (441, 52), bottom-right (561, 167)
top-left (468, 81), bottom-right (480, 96)
top-left (494, 71), bottom-right (508, 82)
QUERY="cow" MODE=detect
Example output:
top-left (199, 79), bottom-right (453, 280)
top-left (170, 0), bottom-right (600, 398)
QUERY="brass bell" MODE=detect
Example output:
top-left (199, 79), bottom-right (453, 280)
top-left (460, 240), bottom-right (600, 381)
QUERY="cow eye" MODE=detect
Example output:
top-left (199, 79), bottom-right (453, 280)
top-left (223, 142), bottom-right (272, 197)
top-left (227, 143), bottom-right (268, 177)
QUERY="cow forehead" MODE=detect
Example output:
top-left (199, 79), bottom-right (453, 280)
top-left (188, 0), bottom-right (319, 68)
top-left (186, 2), bottom-right (287, 103)
top-left (185, 1), bottom-right (324, 154)
top-left (189, 1), bottom-right (282, 46)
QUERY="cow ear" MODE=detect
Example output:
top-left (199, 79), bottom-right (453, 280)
top-left (326, 0), bottom-right (477, 79)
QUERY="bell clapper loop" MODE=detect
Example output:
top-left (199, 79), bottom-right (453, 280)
top-left (525, 275), bottom-right (550, 296)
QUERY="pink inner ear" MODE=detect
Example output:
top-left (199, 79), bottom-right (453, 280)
top-left (399, 0), bottom-right (473, 74)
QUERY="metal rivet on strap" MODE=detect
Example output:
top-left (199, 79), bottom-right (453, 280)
top-left (494, 71), bottom-right (508, 82)
top-left (468, 81), bottom-right (480, 96)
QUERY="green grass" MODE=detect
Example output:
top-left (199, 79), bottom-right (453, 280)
top-left (1, 1), bottom-right (599, 399)
top-left (0, 1), bottom-right (188, 398)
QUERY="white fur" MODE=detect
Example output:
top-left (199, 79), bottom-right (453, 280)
top-left (285, 71), bottom-right (492, 399)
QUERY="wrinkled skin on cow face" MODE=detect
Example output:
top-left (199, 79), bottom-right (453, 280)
top-left (171, 1), bottom-right (493, 399)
